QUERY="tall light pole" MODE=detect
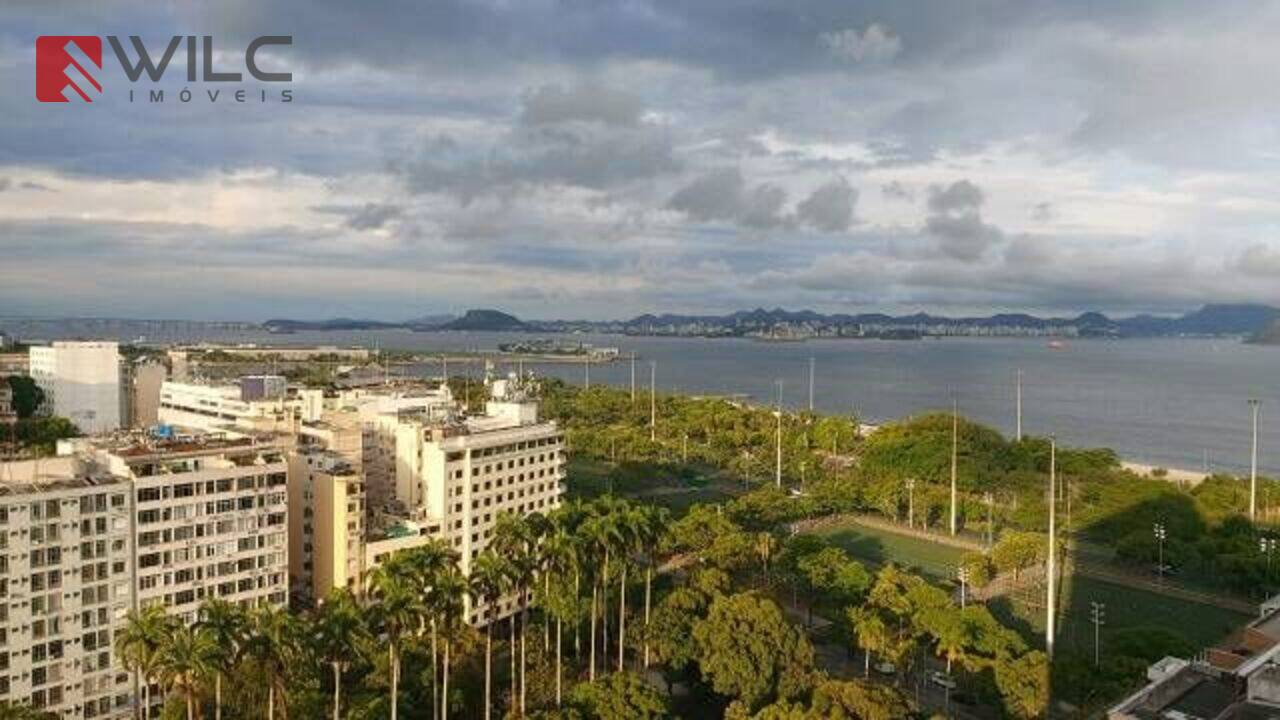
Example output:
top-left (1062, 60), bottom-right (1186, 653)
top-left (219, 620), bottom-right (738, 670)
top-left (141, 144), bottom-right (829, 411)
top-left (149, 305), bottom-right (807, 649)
top-left (1046, 435), bottom-right (1057, 660)
top-left (584, 354), bottom-right (591, 389)
top-left (775, 379), bottom-right (784, 489)
top-left (906, 478), bottom-right (916, 528)
top-left (630, 353), bottom-right (636, 402)
top-left (649, 361), bottom-right (656, 442)
top-left (1016, 369), bottom-right (1024, 442)
top-left (1090, 601), bottom-right (1106, 668)
top-left (985, 491), bottom-right (995, 548)
top-left (1153, 522), bottom-right (1166, 583)
top-left (1250, 399), bottom-right (1261, 521)
top-left (950, 397), bottom-right (959, 536)
top-left (808, 357), bottom-right (815, 413)
top-left (956, 566), bottom-right (969, 609)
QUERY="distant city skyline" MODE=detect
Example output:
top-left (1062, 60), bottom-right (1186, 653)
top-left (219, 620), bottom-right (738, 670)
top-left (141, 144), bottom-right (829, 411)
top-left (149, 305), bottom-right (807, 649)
top-left (5, 2), bottom-right (1280, 320)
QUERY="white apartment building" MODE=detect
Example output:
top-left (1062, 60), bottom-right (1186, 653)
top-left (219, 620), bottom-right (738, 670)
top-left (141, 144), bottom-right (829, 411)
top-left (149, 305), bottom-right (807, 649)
top-left (360, 374), bottom-right (565, 623)
top-left (28, 342), bottom-right (122, 435)
top-left (0, 430), bottom-right (291, 718)
top-left (0, 456), bottom-right (136, 719)
top-left (157, 378), bottom-right (314, 435)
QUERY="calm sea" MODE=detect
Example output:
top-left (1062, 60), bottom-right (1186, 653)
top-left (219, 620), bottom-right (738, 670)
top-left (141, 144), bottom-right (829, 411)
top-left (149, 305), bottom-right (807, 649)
top-left (3, 319), bottom-right (1276, 475)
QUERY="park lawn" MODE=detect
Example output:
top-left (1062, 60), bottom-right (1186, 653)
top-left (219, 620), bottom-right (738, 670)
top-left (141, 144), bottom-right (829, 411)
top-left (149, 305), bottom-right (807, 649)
top-left (990, 571), bottom-right (1248, 652)
top-left (803, 518), bottom-right (969, 580)
top-left (564, 456), bottom-right (738, 516)
top-left (804, 518), bottom-right (1247, 652)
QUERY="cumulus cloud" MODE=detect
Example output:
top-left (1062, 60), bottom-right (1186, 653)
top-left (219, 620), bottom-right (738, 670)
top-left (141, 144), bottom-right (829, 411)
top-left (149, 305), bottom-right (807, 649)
top-left (1234, 244), bottom-right (1280, 277)
top-left (313, 203), bottom-right (404, 230)
top-left (1030, 201), bottom-right (1054, 223)
top-left (881, 181), bottom-right (914, 201)
top-left (819, 24), bottom-right (902, 63)
top-left (796, 177), bottom-right (857, 232)
top-left (521, 83), bottom-right (644, 127)
top-left (667, 168), bottom-right (788, 229)
top-left (924, 180), bottom-right (1002, 262)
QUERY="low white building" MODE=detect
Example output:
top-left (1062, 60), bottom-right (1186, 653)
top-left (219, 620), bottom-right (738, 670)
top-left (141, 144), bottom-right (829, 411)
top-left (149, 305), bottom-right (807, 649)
top-left (28, 342), bottom-right (122, 434)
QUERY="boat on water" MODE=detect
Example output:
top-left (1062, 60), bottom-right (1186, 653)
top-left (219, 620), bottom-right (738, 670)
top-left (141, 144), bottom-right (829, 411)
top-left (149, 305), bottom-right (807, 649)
top-left (1048, 339), bottom-right (1067, 349)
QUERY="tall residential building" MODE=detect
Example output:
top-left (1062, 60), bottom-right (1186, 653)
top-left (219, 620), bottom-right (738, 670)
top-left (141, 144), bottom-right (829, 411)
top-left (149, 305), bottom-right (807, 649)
top-left (0, 456), bottom-right (135, 718)
top-left (126, 363), bottom-right (166, 429)
top-left (0, 430), bottom-right (291, 718)
top-left (358, 374), bottom-right (566, 623)
top-left (28, 342), bottom-right (122, 434)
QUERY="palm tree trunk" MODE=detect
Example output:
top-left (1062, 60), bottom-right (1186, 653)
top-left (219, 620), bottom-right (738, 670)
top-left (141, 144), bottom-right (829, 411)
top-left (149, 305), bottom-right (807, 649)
top-left (431, 621), bottom-right (439, 720)
top-left (520, 598), bottom-right (528, 715)
top-left (617, 564), bottom-right (627, 672)
top-left (602, 550), bottom-right (610, 660)
top-left (141, 679), bottom-right (149, 720)
top-left (643, 564), bottom-right (652, 669)
top-left (268, 683), bottom-right (275, 720)
top-left (484, 622), bottom-right (492, 720)
top-left (509, 613), bottom-right (517, 709)
top-left (332, 662), bottom-right (342, 720)
top-left (574, 569), bottom-right (581, 659)
top-left (864, 650), bottom-right (870, 677)
top-left (186, 692), bottom-right (194, 720)
top-left (589, 584), bottom-right (598, 681)
top-left (388, 645), bottom-right (398, 720)
top-left (216, 673), bottom-right (223, 720)
top-left (544, 573), bottom-right (551, 653)
top-left (556, 615), bottom-right (563, 706)
top-left (442, 642), bottom-right (451, 720)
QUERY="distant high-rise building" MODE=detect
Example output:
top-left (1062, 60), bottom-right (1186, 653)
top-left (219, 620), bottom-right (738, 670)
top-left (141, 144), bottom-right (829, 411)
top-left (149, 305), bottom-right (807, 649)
top-left (28, 342), bottom-right (122, 434)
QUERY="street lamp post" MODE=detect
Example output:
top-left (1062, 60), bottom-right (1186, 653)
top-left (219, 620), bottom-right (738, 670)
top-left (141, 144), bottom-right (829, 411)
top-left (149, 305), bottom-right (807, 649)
top-left (957, 566), bottom-right (969, 609)
top-left (906, 479), bottom-right (916, 528)
top-left (1250, 399), bottom-right (1261, 521)
top-left (1261, 537), bottom-right (1276, 575)
top-left (1046, 436), bottom-right (1057, 660)
top-left (1016, 369), bottom-right (1023, 442)
top-left (1154, 522), bottom-right (1167, 583)
top-left (950, 397), bottom-right (959, 536)
top-left (1090, 601), bottom-right (1106, 668)
top-left (649, 361), bottom-right (657, 442)
top-left (775, 380), bottom-right (784, 489)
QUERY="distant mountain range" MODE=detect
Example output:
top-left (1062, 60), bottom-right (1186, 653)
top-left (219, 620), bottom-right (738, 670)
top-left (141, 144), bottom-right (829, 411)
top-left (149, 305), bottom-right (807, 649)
top-left (261, 303), bottom-right (1280, 340)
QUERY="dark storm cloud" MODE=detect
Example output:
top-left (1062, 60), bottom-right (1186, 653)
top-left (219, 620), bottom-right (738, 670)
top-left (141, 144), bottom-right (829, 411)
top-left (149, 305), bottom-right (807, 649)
top-left (2, 0), bottom-right (1278, 319)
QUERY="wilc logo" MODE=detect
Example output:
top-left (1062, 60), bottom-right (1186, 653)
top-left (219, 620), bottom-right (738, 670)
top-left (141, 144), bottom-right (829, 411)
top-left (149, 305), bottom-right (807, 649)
top-left (36, 36), bottom-right (102, 102)
top-left (35, 35), bottom-right (293, 104)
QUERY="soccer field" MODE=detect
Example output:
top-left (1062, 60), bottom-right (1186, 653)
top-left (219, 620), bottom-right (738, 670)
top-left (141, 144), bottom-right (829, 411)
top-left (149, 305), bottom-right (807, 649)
top-left (804, 518), bottom-right (970, 579)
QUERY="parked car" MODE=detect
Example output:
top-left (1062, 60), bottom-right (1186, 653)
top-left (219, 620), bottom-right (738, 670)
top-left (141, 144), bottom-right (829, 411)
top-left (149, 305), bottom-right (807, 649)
top-left (928, 670), bottom-right (957, 690)
top-left (873, 661), bottom-right (897, 676)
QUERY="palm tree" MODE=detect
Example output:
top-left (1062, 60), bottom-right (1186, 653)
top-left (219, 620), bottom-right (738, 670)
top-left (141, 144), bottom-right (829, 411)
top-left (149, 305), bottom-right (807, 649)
top-left (468, 551), bottom-right (511, 720)
top-left (367, 565), bottom-right (421, 720)
top-left (117, 605), bottom-right (172, 719)
top-left (636, 505), bottom-right (670, 669)
top-left (848, 606), bottom-right (890, 678)
top-left (155, 623), bottom-right (217, 720)
top-left (432, 564), bottom-right (468, 720)
top-left (244, 606), bottom-right (299, 720)
top-left (397, 542), bottom-right (454, 719)
top-left (540, 519), bottom-right (579, 706)
top-left (0, 702), bottom-right (57, 719)
top-left (313, 589), bottom-right (369, 720)
top-left (492, 512), bottom-right (535, 712)
top-left (615, 504), bottom-right (647, 672)
top-left (197, 599), bottom-right (244, 720)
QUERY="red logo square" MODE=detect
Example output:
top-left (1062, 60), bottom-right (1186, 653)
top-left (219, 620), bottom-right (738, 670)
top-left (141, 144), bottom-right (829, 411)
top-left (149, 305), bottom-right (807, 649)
top-left (36, 36), bottom-right (103, 102)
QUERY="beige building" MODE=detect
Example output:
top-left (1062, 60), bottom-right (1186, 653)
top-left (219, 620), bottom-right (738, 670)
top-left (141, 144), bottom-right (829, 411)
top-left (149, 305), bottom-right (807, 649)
top-left (126, 363), bottom-right (166, 429)
top-left (0, 355), bottom-right (26, 378)
top-left (287, 448), bottom-right (363, 602)
top-left (0, 430), bottom-right (291, 718)
top-left (0, 457), bottom-right (135, 718)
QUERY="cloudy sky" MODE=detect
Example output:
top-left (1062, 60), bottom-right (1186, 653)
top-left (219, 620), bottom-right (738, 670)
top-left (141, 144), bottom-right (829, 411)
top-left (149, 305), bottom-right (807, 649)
top-left (3, 1), bottom-right (1280, 321)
